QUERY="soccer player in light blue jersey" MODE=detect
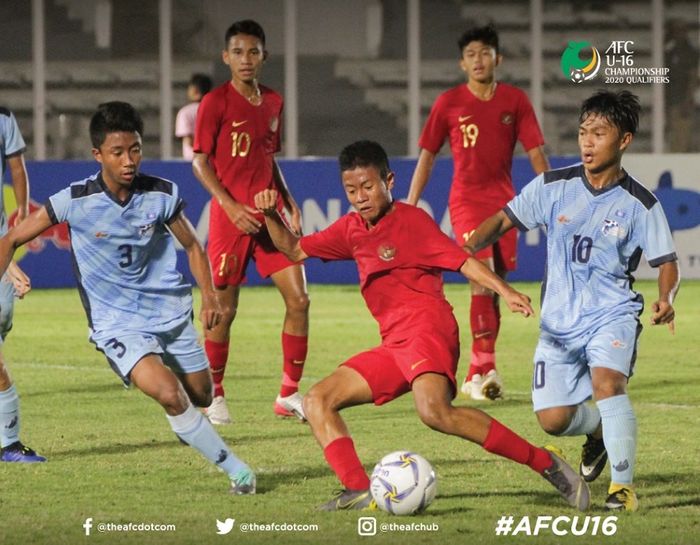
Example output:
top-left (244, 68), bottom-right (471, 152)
top-left (464, 91), bottom-right (680, 511)
top-left (0, 107), bottom-right (45, 463)
top-left (0, 102), bottom-right (255, 493)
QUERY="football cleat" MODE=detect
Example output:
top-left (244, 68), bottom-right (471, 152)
top-left (317, 488), bottom-right (377, 511)
top-left (541, 446), bottom-right (590, 511)
top-left (274, 392), bottom-right (306, 421)
top-left (605, 485), bottom-right (638, 511)
top-left (0, 441), bottom-right (47, 463)
top-left (460, 369), bottom-right (503, 400)
top-left (579, 434), bottom-right (608, 482)
top-left (229, 468), bottom-right (256, 495)
top-left (205, 395), bottom-right (232, 425)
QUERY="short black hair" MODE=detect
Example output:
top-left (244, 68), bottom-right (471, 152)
top-left (189, 73), bottom-right (212, 96)
top-left (225, 19), bottom-right (266, 48)
top-left (579, 90), bottom-right (641, 135)
top-left (458, 24), bottom-right (499, 55)
top-left (339, 140), bottom-right (391, 180)
top-left (89, 101), bottom-right (143, 148)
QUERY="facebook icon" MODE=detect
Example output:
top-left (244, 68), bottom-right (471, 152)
top-left (83, 518), bottom-right (93, 536)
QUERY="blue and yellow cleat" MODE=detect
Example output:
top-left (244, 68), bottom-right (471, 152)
top-left (0, 441), bottom-right (47, 463)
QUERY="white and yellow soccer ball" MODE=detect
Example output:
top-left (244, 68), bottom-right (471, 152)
top-left (370, 451), bottom-right (437, 515)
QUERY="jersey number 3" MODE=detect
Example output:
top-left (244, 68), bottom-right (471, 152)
top-left (118, 244), bottom-right (133, 268)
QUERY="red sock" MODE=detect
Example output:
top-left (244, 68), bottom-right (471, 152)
top-left (469, 295), bottom-right (499, 378)
top-left (205, 339), bottom-right (229, 398)
top-left (482, 419), bottom-right (553, 474)
top-left (279, 332), bottom-right (308, 397)
top-left (323, 437), bottom-right (370, 490)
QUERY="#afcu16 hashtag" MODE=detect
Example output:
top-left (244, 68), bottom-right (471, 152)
top-left (494, 515), bottom-right (618, 536)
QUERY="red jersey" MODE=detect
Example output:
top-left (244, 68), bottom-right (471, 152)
top-left (419, 82), bottom-right (544, 216)
top-left (299, 202), bottom-right (468, 343)
top-left (194, 82), bottom-right (283, 210)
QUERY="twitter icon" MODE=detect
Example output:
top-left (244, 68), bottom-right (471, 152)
top-left (216, 518), bottom-right (235, 535)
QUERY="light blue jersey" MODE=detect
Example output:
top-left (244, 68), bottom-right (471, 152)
top-left (1, 107), bottom-right (26, 234)
top-left (505, 163), bottom-right (677, 343)
top-left (46, 172), bottom-right (193, 334)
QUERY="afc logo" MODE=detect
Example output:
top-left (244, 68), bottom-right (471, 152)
top-left (605, 41), bottom-right (634, 67)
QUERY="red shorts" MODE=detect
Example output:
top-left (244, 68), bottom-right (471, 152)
top-left (451, 211), bottom-right (518, 271)
top-left (343, 327), bottom-right (460, 406)
top-left (208, 221), bottom-right (297, 287)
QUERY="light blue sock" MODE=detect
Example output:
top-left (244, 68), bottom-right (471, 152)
top-left (560, 402), bottom-right (601, 436)
top-left (596, 394), bottom-right (636, 485)
top-left (166, 404), bottom-right (249, 478)
top-left (0, 384), bottom-right (20, 448)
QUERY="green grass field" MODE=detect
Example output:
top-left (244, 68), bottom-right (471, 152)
top-left (1, 281), bottom-right (698, 545)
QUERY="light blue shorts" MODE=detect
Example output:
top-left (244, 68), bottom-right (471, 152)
top-left (0, 274), bottom-right (16, 344)
top-left (531, 317), bottom-right (642, 411)
top-left (91, 316), bottom-right (209, 385)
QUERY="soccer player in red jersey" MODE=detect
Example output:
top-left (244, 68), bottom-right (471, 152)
top-left (254, 140), bottom-right (589, 512)
top-left (193, 20), bottom-right (309, 424)
top-left (407, 25), bottom-right (549, 401)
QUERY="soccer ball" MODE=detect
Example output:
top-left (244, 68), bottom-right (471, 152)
top-left (370, 451), bottom-right (437, 515)
top-left (570, 68), bottom-right (586, 83)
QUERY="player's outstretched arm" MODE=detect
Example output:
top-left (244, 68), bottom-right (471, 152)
top-left (271, 160), bottom-right (302, 236)
top-left (407, 149), bottom-right (437, 206)
top-left (0, 206), bottom-right (52, 279)
top-left (459, 258), bottom-right (533, 317)
top-left (192, 152), bottom-right (261, 234)
top-left (650, 260), bottom-right (680, 334)
top-left (254, 189), bottom-right (308, 263)
top-left (167, 212), bottom-right (222, 331)
top-left (464, 210), bottom-right (514, 255)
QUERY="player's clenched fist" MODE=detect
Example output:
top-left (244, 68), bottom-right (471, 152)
top-left (254, 189), bottom-right (279, 217)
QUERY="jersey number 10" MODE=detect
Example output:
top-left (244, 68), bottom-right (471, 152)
top-left (571, 235), bottom-right (593, 264)
top-left (231, 131), bottom-right (251, 157)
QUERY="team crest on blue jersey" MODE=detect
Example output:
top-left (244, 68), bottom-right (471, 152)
top-left (378, 244), bottom-right (396, 262)
top-left (602, 218), bottom-right (626, 238)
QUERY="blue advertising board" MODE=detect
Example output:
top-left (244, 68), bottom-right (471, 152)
top-left (9, 154), bottom-right (699, 288)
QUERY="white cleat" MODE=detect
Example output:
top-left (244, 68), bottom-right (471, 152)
top-left (274, 392), bottom-right (306, 421)
top-left (205, 395), bottom-right (232, 425)
top-left (461, 370), bottom-right (503, 400)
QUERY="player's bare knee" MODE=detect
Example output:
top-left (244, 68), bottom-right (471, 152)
top-left (536, 410), bottom-right (571, 436)
top-left (286, 293), bottom-right (310, 316)
top-left (417, 400), bottom-right (451, 432)
top-left (157, 386), bottom-right (189, 414)
top-left (218, 303), bottom-right (237, 325)
top-left (302, 386), bottom-right (324, 422)
top-left (592, 381), bottom-right (626, 400)
top-left (190, 389), bottom-right (212, 408)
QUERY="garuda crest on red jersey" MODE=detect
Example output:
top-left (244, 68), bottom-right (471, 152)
top-left (377, 243), bottom-right (396, 262)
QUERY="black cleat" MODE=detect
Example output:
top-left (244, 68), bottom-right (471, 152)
top-left (579, 434), bottom-right (608, 482)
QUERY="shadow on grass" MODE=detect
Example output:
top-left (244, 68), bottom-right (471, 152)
top-left (22, 382), bottom-right (124, 399)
